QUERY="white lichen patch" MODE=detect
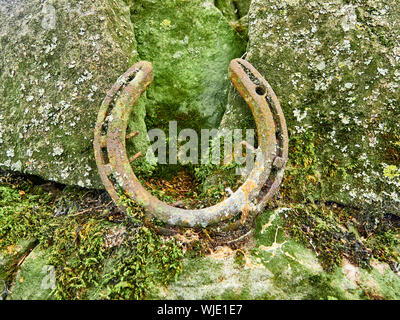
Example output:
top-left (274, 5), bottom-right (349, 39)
top-left (0, 0), bottom-right (140, 187)
top-left (6, 148), bottom-right (15, 158)
top-left (52, 146), bottom-right (64, 156)
top-left (227, 0), bottom-right (400, 206)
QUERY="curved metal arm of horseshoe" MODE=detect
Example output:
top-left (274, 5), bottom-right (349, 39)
top-left (93, 59), bottom-right (288, 232)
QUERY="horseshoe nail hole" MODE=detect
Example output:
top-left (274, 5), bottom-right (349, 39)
top-left (255, 86), bottom-right (266, 96)
top-left (101, 147), bottom-right (109, 163)
top-left (276, 131), bottom-right (281, 142)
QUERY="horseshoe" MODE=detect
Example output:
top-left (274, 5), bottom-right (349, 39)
top-left (94, 59), bottom-right (288, 228)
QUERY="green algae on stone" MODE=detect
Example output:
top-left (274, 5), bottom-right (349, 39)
top-left (213, 0), bottom-right (250, 39)
top-left (129, 0), bottom-right (246, 133)
top-left (220, 0), bottom-right (400, 206)
top-left (233, 0), bottom-right (251, 19)
top-left (0, 173), bottom-right (183, 300)
top-left (7, 248), bottom-right (55, 300)
top-left (214, 0), bottom-right (238, 22)
top-left (156, 208), bottom-right (400, 300)
top-left (0, 0), bottom-right (147, 188)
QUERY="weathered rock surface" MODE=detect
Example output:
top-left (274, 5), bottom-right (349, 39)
top-left (0, 0), bottom-right (142, 188)
top-left (0, 0), bottom-right (246, 187)
top-left (157, 208), bottom-right (400, 300)
top-left (221, 0), bottom-right (400, 205)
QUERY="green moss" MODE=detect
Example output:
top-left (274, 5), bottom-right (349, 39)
top-left (359, 265), bottom-right (400, 300)
top-left (1, 0), bottom-right (400, 301)
top-left (0, 176), bottom-right (53, 249)
top-left (366, 231), bottom-right (400, 264)
top-left (37, 198), bottom-right (184, 300)
top-left (40, 215), bottom-right (110, 299)
top-left (0, 174), bottom-right (184, 300)
top-left (280, 131), bottom-right (321, 203)
top-left (98, 226), bottom-right (184, 300)
top-left (1, 170), bottom-right (399, 301)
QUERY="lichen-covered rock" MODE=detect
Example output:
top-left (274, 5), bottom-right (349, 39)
top-left (0, 0), bottom-right (143, 188)
top-left (7, 248), bottom-right (55, 300)
top-left (129, 0), bottom-right (246, 132)
top-left (0, 0), bottom-right (245, 187)
top-left (221, 0), bottom-right (400, 205)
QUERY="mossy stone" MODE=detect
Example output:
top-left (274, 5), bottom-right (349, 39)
top-left (1, 0), bottom-right (246, 187)
top-left (7, 248), bottom-right (55, 300)
top-left (214, 0), bottom-right (251, 21)
top-left (221, 0), bottom-right (400, 206)
top-left (156, 209), bottom-right (400, 300)
top-left (214, 0), bottom-right (238, 22)
top-left (0, 238), bottom-right (37, 283)
top-left (0, 0), bottom-right (144, 188)
top-left (129, 0), bottom-right (246, 133)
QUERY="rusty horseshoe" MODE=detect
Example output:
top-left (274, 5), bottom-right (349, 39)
top-left (94, 59), bottom-right (288, 228)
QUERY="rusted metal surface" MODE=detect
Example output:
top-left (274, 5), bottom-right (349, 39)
top-left (94, 59), bottom-right (288, 228)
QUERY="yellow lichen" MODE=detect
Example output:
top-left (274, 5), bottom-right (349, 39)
top-left (383, 165), bottom-right (399, 179)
